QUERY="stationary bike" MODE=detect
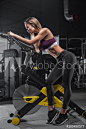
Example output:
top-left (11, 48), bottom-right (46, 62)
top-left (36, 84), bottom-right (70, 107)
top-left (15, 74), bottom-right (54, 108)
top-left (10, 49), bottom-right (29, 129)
top-left (7, 37), bottom-right (86, 125)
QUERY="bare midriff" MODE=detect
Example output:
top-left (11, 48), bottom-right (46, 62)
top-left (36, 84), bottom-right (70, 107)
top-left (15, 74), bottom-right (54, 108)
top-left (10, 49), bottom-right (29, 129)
top-left (38, 29), bottom-right (65, 58)
top-left (46, 44), bottom-right (64, 58)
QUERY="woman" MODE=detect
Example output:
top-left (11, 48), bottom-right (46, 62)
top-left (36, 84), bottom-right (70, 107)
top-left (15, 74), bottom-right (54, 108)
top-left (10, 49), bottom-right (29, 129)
top-left (8, 17), bottom-right (76, 125)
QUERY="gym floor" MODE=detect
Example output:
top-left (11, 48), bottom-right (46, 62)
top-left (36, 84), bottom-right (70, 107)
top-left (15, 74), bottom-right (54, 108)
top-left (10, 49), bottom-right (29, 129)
top-left (0, 90), bottom-right (86, 129)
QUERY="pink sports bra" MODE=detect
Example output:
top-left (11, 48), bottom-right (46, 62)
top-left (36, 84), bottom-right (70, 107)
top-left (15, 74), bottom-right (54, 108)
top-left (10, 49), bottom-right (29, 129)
top-left (38, 37), bottom-right (57, 51)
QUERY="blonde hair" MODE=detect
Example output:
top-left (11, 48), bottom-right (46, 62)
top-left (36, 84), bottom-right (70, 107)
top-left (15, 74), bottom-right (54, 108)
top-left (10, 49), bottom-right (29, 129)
top-left (24, 17), bottom-right (42, 53)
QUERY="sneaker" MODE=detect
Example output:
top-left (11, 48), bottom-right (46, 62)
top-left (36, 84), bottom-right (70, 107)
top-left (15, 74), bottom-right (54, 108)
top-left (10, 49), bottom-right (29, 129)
top-left (53, 112), bottom-right (69, 125)
top-left (46, 108), bottom-right (59, 124)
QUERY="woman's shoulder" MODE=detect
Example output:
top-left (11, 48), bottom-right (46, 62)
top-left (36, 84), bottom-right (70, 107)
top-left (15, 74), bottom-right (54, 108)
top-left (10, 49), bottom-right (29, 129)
top-left (40, 28), bottom-right (50, 32)
top-left (39, 28), bottom-right (50, 35)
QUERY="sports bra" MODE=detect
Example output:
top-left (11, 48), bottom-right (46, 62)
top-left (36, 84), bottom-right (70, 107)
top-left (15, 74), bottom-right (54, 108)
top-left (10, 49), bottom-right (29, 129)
top-left (38, 37), bottom-right (57, 51)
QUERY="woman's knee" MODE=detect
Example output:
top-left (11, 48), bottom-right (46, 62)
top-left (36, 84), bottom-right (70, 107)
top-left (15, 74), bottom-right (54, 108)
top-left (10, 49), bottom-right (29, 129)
top-left (45, 81), bottom-right (54, 94)
top-left (45, 80), bottom-right (52, 87)
top-left (46, 82), bottom-right (52, 91)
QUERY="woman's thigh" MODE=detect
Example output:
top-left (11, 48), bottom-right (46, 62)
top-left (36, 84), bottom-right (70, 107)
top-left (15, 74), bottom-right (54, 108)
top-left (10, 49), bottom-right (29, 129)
top-left (46, 62), bottom-right (63, 85)
top-left (62, 52), bottom-right (76, 87)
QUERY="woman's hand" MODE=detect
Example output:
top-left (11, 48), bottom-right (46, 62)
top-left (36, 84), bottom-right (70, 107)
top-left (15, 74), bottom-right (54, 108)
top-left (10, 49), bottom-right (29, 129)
top-left (7, 31), bottom-right (15, 38)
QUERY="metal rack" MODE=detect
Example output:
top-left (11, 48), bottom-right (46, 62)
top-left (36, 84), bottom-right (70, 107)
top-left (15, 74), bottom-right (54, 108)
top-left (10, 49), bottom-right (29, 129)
top-left (80, 41), bottom-right (86, 89)
top-left (59, 37), bottom-right (86, 89)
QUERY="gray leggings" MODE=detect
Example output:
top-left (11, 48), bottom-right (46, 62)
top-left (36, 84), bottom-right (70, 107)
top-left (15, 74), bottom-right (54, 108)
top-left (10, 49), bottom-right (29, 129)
top-left (45, 50), bottom-right (76, 109)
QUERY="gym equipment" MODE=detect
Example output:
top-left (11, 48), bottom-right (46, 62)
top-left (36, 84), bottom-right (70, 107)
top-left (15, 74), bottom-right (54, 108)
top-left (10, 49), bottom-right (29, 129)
top-left (4, 49), bottom-right (19, 98)
top-left (0, 59), bottom-right (6, 98)
top-left (7, 37), bottom-right (86, 125)
top-left (0, 58), bottom-right (4, 80)
top-left (0, 80), bottom-right (6, 99)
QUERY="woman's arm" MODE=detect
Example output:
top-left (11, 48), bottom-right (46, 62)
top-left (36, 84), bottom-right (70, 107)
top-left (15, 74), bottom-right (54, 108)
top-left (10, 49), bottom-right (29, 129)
top-left (8, 28), bottom-right (48, 45)
top-left (34, 41), bottom-right (40, 53)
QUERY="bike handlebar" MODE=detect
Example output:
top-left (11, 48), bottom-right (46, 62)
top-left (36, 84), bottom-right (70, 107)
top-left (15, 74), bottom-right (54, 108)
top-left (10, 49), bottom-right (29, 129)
top-left (11, 36), bottom-right (35, 51)
top-left (0, 33), bottom-right (35, 52)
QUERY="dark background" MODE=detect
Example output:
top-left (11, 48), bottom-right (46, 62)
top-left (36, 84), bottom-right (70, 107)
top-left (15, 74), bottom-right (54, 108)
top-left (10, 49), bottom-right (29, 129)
top-left (0, 0), bottom-right (86, 38)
